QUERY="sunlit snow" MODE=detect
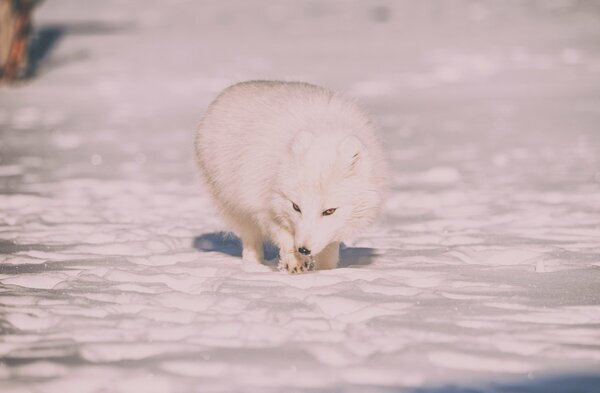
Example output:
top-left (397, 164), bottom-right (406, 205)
top-left (1, 1), bottom-right (600, 392)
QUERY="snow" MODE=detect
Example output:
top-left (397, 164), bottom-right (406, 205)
top-left (1, 0), bottom-right (600, 392)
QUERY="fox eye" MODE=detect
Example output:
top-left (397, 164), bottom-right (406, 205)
top-left (292, 202), bottom-right (301, 213)
top-left (322, 208), bottom-right (337, 216)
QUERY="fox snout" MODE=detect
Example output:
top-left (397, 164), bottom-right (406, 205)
top-left (297, 246), bottom-right (311, 255)
top-left (296, 238), bottom-right (326, 256)
top-left (295, 218), bottom-right (330, 257)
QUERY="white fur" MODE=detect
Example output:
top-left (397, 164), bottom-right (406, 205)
top-left (195, 81), bottom-right (387, 273)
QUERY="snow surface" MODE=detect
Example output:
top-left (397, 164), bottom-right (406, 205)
top-left (1, 1), bottom-right (600, 392)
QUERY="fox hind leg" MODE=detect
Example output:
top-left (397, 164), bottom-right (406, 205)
top-left (220, 209), bottom-right (264, 264)
top-left (240, 227), bottom-right (264, 264)
top-left (216, 205), bottom-right (264, 264)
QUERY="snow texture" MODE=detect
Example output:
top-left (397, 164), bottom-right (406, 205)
top-left (1, 1), bottom-right (600, 392)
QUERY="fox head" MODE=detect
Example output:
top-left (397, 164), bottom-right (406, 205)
top-left (271, 130), bottom-right (383, 256)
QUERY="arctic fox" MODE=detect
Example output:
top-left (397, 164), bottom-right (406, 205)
top-left (195, 81), bottom-right (386, 273)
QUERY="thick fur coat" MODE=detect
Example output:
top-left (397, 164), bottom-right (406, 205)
top-left (196, 81), bottom-right (386, 273)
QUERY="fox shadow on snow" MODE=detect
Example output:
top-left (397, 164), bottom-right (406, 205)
top-left (193, 232), bottom-right (376, 268)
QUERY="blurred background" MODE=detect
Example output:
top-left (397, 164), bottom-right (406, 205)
top-left (1, 1), bottom-right (600, 392)
top-left (1, 0), bottom-right (599, 190)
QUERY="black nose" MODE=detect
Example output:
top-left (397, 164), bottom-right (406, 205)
top-left (298, 247), bottom-right (311, 255)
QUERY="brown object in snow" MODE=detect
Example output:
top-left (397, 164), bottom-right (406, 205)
top-left (0, 0), bottom-right (35, 83)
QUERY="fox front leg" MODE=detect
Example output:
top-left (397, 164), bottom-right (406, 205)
top-left (314, 241), bottom-right (339, 270)
top-left (279, 253), bottom-right (315, 274)
top-left (274, 230), bottom-right (314, 274)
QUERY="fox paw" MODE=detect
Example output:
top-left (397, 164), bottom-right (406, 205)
top-left (278, 254), bottom-right (315, 274)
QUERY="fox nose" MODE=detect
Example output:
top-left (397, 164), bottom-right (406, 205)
top-left (298, 247), bottom-right (311, 255)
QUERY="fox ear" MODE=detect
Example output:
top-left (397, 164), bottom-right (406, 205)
top-left (290, 130), bottom-right (314, 156)
top-left (338, 135), bottom-right (365, 173)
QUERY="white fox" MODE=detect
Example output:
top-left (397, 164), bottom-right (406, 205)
top-left (195, 81), bottom-right (386, 273)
